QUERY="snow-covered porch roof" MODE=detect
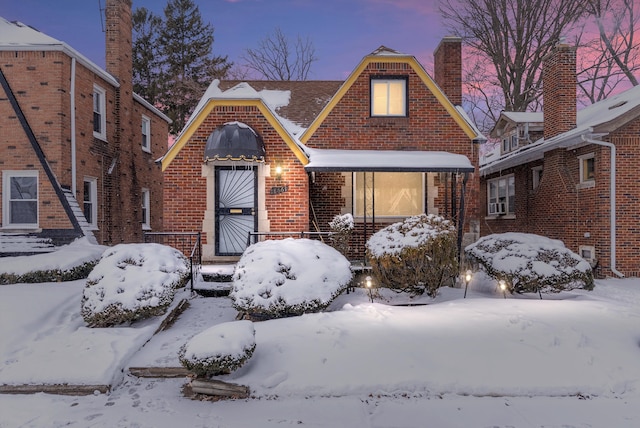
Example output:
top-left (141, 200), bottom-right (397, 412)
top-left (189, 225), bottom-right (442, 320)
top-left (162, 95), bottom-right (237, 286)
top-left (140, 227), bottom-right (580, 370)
top-left (303, 148), bottom-right (475, 173)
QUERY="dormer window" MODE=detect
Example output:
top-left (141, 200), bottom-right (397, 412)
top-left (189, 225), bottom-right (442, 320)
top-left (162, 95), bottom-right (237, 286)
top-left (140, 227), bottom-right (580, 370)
top-left (371, 77), bottom-right (407, 117)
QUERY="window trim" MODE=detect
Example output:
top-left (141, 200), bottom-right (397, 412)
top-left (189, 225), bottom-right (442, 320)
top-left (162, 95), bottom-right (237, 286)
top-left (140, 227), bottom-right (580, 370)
top-left (370, 77), bottom-right (408, 117)
top-left (83, 177), bottom-right (98, 229)
top-left (93, 84), bottom-right (107, 141)
top-left (487, 174), bottom-right (515, 217)
top-left (352, 171), bottom-right (425, 219)
top-left (2, 170), bottom-right (39, 229)
top-left (141, 115), bottom-right (151, 153)
top-left (141, 188), bottom-right (151, 230)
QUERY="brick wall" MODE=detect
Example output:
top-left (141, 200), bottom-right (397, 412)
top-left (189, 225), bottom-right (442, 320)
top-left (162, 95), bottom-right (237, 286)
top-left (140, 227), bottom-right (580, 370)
top-left (305, 59), bottom-right (479, 243)
top-left (543, 44), bottom-right (577, 140)
top-left (163, 105), bottom-right (309, 248)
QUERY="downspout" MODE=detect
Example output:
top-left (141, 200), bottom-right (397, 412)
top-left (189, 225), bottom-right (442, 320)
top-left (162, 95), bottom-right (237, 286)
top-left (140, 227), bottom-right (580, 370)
top-left (580, 135), bottom-right (624, 278)
top-left (70, 57), bottom-right (77, 195)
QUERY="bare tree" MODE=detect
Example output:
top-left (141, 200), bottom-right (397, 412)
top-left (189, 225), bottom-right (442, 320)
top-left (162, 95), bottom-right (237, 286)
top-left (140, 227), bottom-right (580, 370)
top-left (241, 27), bottom-right (317, 80)
top-left (440, 0), bottom-right (588, 114)
top-left (577, 0), bottom-right (640, 104)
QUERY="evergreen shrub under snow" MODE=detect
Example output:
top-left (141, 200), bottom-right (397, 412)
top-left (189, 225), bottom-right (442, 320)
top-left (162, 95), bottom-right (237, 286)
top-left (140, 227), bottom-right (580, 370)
top-left (179, 320), bottom-right (256, 377)
top-left (328, 213), bottom-right (354, 257)
top-left (231, 238), bottom-right (352, 320)
top-left (464, 232), bottom-right (594, 294)
top-left (366, 214), bottom-right (458, 297)
top-left (81, 243), bottom-right (189, 327)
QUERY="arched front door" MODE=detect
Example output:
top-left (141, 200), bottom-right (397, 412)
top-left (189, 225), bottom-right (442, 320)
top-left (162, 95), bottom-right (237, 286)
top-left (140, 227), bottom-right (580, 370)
top-left (215, 166), bottom-right (257, 256)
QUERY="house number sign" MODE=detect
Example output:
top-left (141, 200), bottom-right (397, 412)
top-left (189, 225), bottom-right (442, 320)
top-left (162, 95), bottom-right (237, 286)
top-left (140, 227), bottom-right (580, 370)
top-left (270, 185), bottom-right (289, 195)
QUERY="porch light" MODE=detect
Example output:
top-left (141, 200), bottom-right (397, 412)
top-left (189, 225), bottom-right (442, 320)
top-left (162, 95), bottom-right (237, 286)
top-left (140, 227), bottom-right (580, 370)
top-left (463, 269), bottom-right (472, 298)
top-left (274, 163), bottom-right (283, 179)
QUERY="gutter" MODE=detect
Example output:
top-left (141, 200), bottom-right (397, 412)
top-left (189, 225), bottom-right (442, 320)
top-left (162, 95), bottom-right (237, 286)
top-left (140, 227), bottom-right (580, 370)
top-left (581, 135), bottom-right (625, 278)
top-left (71, 57), bottom-right (77, 194)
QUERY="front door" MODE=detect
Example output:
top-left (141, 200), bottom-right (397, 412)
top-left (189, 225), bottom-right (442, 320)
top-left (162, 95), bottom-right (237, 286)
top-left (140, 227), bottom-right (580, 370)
top-left (215, 166), bottom-right (257, 256)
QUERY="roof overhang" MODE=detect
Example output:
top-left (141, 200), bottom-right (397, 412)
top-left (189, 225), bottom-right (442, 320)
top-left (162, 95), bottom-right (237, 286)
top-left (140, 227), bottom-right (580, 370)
top-left (304, 148), bottom-right (475, 173)
top-left (480, 128), bottom-right (600, 176)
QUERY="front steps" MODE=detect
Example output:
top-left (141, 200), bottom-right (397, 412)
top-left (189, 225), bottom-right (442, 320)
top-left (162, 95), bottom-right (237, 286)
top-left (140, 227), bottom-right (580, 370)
top-left (193, 264), bottom-right (235, 297)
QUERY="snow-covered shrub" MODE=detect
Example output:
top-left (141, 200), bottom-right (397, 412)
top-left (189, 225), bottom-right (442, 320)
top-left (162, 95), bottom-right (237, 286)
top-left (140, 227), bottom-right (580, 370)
top-left (366, 214), bottom-right (458, 297)
top-left (0, 238), bottom-right (104, 284)
top-left (328, 213), bottom-right (354, 256)
top-left (231, 238), bottom-right (352, 319)
top-left (179, 320), bottom-right (256, 377)
top-left (81, 243), bottom-right (189, 327)
top-left (464, 233), bottom-right (594, 294)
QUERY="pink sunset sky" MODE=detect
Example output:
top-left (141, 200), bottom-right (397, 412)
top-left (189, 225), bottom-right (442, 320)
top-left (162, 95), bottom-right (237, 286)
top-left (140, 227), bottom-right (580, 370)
top-left (2, 0), bottom-right (449, 80)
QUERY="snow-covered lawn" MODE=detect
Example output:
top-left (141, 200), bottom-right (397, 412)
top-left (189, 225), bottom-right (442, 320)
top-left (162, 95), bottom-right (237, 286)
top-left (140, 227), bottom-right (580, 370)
top-left (2, 241), bottom-right (640, 427)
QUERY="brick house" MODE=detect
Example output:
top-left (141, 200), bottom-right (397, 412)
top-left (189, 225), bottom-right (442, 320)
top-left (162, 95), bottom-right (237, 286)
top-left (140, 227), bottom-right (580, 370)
top-left (481, 42), bottom-right (640, 278)
top-left (162, 38), bottom-right (485, 263)
top-left (0, 0), bottom-right (170, 255)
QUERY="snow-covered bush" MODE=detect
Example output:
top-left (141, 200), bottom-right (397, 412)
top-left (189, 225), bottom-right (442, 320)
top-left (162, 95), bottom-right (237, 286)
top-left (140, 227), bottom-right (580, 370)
top-left (366, 214), bottom-right (458, 297)
top-left (231, 238), bottom-right (352, 319)
top-left (179, 320), bottom-right (256, 377)
top-left (465, 233), bottom-right (594, 294)
top-left (0, 238), bottom-right (104, 284)
top-left (328, 213), bottom-right (354, 256)
top-left (81, 243), bottom-right (189, 327)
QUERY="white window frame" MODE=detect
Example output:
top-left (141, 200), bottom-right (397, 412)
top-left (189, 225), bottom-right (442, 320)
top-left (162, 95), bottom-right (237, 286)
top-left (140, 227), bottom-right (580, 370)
top-left (93, 84), bottom-right (107, 141)
top-left (579, 153), bottom-right (595, 185)
top-left (2, 170), bottom-right (39, 229)
top-left (487, 175), bottom-right (515, 216)
top-left (83, 177), bottom-right (98, 229)
top-left (532, 166), bottom-right (543, 190)
top-left (141, 188), bottom-right (151, 230)
top-left (579, 245), bottom-right (596, 263)
top-left (353, 172), bottom-right (424, 218)
top-left (141, 115), bottom-right (151, 153)
top-left (371, 78), bottom-right (407, 117)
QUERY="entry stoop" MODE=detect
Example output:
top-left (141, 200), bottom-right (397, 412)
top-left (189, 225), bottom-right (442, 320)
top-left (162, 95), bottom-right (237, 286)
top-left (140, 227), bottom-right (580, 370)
top-left (193, 264), bottom-right (236, 297)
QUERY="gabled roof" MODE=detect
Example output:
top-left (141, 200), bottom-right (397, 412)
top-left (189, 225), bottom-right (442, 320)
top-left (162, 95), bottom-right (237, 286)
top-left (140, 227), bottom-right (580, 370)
top-left (161, 80), bottom-right (316, 170)
top-left (0, 16), bottom-right (170, 123)
top-left (300, 45), bottom-right (483, 143)
top-left (481, 84), bottom-right (640, 175)
top-left (0, 17), bottom-right (119, 87)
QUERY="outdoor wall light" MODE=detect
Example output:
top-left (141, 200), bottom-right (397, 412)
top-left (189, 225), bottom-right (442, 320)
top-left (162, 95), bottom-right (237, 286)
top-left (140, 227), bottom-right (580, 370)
top-left (274, 163), bottom-right (283, 179)
top-left (463, 269), bottom-right (473, 298)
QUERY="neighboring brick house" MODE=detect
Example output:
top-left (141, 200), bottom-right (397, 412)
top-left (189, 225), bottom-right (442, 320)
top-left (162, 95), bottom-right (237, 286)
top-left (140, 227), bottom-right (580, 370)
top-left (162, 38), bottom-right (485, 263)
top-left (0, 0), bottom-right (170, 255)
top-left (481, 42), bottom-right (640, 278)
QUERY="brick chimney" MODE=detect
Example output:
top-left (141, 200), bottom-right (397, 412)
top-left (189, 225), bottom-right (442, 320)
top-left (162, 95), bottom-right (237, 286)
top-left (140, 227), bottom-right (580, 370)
top-left (542, 43), bottom-right (577, 140)
top-left (433, 36), bottom-right (462, 105)
top-left (104, 0), bottom-right (137, 243)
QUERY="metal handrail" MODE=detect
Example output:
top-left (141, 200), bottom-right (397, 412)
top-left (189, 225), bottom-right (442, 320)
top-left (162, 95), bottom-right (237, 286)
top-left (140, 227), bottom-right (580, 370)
top-left (143, 232), bottom-right (201, 291)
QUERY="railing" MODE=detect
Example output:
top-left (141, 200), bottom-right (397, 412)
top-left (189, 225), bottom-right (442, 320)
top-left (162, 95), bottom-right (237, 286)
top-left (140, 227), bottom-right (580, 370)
top-left (143, 232), bottom-right (202, 291)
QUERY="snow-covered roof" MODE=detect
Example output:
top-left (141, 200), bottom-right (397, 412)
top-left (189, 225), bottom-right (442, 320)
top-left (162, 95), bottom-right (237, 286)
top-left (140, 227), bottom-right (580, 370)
top-left (0, 17), bottom-right (119, 87)
top-left (304, 148), bottom-right (475, 172)
top-left (482, 84), bottom-right (640, 175)
top-left (501, 111), bottom-right (544, 123)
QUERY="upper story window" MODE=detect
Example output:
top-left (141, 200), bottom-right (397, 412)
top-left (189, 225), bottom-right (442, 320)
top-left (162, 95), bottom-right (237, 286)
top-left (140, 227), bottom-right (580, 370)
top-left (141, 115), bottom-right (151, 153)
top-left (371, 78), bottom-right (407, 117)
top-left (93, 84), bottom-right (107, 141)
top-left (2, 170), bottom-right (38, 228)
top-left (501, 134), bottom-right (519, 154)
top-left (83, 177), bottom-right (98, 229)
top-left (141, 188), bottom-right (151, 230)
top-left (487, 175), bottom-right (515, 216)
top-left (579, 153), bottom-right (595, 185)
top-left (354, 172), bottom-right (423, 218)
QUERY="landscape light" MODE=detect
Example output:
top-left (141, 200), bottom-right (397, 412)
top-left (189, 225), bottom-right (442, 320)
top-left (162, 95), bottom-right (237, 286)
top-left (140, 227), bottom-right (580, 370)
top-left (463, 269), bottom-right (473, 298)
top-left (499, 280), bottom-right (507, 299)
top-left (365, 276), bottom-right (374, 303)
